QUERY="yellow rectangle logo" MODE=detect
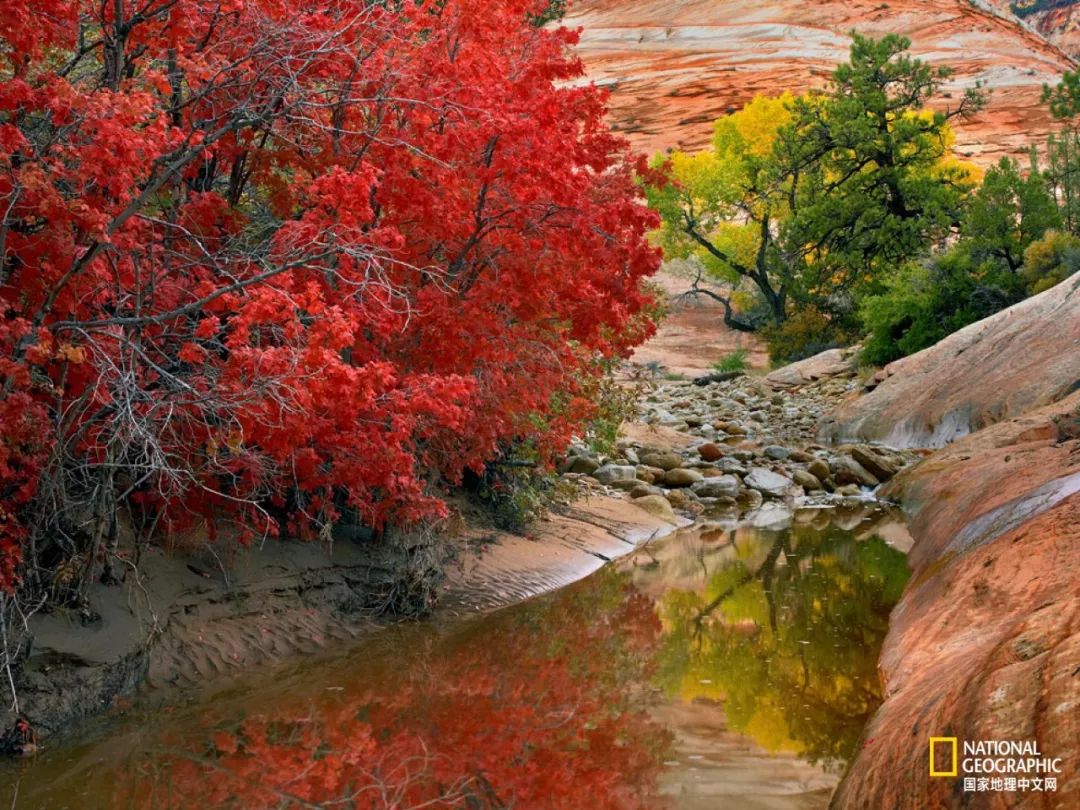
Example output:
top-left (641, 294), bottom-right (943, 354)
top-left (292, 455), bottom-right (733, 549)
top-left (930, 737), bottom-right (958, 777)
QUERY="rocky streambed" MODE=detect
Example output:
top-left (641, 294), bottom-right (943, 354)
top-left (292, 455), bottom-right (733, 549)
top-left (562, 369), bottom-right (920, 531)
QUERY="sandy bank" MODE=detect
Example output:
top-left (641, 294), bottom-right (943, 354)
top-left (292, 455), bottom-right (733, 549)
top-left (6, 494), bottom-right (684, 745)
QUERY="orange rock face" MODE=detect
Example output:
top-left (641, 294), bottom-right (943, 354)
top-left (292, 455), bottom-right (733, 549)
top-left (832, 393), bottom-right (1080, 809)
top-left (565, 0), bottom-right (1075, 163)
top-left (989, 0), bottom-right (1080, 58)
top-left (1038, 4), bottom-right (1080, 55)
top-left (816, 274), bottom-right (1080, 808)
top-left (821, 275), bottom-right (1080, 448)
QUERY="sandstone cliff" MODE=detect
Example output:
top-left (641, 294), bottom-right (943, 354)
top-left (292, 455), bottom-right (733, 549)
top-left (991, 0), bottom-right (1080, 58)
top-left (820, 274), bottom-right (1080, 808)
top-left (833, 394), bottom-right (1080, 809)
top-left (821, 274), bottom-right (1080, 447)
top-left (566, 0), bottom-right (1075, 163)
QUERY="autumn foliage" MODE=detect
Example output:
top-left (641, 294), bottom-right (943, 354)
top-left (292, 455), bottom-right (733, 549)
top-left (0, 0), bottom-right (659, 590)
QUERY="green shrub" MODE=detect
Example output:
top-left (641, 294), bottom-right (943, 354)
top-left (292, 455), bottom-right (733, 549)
top-left (860, 247), bottom-right (1024, 366)
top-left (711, 348), bottom-right (750, 374)
top-left (466, 456), bottom-right (576, 533)
top-left (860, 158), bottom-right (1079, 365)
top-left (582, 375), bottom-right (637, 455)
top-left (860, 263), bottom-right (949, 366)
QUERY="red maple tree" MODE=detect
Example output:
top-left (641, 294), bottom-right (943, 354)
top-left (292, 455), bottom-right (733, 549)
top-left (0, 0), bottom-right (659, 589)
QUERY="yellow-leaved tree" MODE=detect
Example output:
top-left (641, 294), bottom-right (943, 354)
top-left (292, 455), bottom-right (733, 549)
top-left (645, 34), bottom-right (984, 360)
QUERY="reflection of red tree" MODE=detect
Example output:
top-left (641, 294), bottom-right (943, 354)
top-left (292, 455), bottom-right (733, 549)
top-left (124, 579), bottom-right (672, 809)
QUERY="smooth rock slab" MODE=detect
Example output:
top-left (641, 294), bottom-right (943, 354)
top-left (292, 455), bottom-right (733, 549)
top-left (766, 347), bottom-right (857, 388)
top-left (821, 275), bottom-right (1080, 448)
top-left (744, 467), bottom-right (793, 499)
top-left (691, 475), bottom-right (741, 499)
top-left (591, 464), bottom-right (638, 485)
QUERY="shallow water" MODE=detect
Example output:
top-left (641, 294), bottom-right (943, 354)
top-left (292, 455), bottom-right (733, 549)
top-left (0, 506), bottom-right (909, 809)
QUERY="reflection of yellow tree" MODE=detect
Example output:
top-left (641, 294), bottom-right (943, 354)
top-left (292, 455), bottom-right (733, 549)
top-left (657, 527), bottom-right (909, 771)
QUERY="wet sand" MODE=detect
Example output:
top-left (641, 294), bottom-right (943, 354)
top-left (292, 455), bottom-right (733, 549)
top-left (16, 494), bottom-right (686, 739)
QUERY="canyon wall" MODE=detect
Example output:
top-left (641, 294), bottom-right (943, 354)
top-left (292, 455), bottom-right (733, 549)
top-left (995, 1), bottom-right (1080, 58)
top-left (565, 0), bottom-right (1075, 163)
top-left (822, 274), bottom-right (1080, 808)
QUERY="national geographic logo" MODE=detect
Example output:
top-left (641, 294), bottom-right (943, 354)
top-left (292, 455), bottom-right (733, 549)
top-left (930, 737), bottom-right (1064, 794)
top-left (930, 737), bottom-right (958, 778)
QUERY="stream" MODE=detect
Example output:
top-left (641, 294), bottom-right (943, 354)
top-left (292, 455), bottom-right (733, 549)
top-left (0, 504), bottom-right (910, 809)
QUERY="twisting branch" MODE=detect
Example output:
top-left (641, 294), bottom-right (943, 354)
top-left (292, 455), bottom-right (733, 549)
top-left (674, 262), bottom-right (759, 333)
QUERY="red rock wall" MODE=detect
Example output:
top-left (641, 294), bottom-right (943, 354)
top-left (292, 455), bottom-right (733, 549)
top-left (988, 0), bottom-right (1080, 59)
top-left (821, 274), bottom-right (1080, 448)
top-left (565, 0), bottom-right (1075, 164)
top-left (817, 272), bottom-right (1080, 807)
top-left (833, 394), bottom-right (1080, 808)
top-left (1038, 4), bottom-right (1080, 55)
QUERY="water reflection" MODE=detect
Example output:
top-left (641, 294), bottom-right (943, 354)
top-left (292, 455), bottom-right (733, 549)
top-left (0, 510), bottom-right (908, 809)
top-left (115, 575), bottom-right (671, 809)
top-left (647, 522), bottom-right (909, 773)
